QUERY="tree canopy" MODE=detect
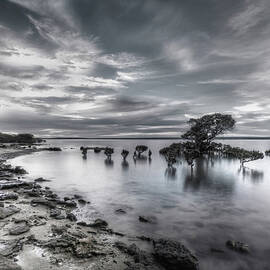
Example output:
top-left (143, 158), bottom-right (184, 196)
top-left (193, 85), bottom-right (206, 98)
top-left (182, 113), bottom-right (235, 153)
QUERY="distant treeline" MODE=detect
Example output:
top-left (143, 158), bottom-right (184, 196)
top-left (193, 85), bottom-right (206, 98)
top-left (0, 133), bottom-right (43, 144)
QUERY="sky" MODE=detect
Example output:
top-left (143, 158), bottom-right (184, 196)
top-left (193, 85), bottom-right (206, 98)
top-left (0, 0), bottom-right (270, 137)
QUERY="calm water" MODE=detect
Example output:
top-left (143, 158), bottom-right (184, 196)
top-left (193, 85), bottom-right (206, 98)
top-left (11, 139), bottom-right (270, 270)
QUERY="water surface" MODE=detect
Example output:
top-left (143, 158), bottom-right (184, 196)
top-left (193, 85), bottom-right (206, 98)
top-left (11, 139), bottom-right (270, 270)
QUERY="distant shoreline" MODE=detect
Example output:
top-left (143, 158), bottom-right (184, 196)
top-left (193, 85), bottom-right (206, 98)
top-left (42, 136), bottom-right (270, 140)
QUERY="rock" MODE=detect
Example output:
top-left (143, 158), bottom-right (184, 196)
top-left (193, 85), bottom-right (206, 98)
top-left (9, 224), bottom-right (30, 235)
top-left (78, 199), bottom-right (87, 205)
top-left (226, 240), bottom-right (249, 253)
top-left (50, 208), bottom-right (61, 218)
top-left (44, 147), bottom-right (62, 151)
top-left (0, 180), bottom-right (27, 190)
top-left (0, 202), bottom-right (4, 207)
top-left (0, 205), bottom-right (20, 219)
top-left (115, 208), bottom-right (126, 214)
top-left (115, 242), bottom-right (155, 267)
top-left (89, 218), bottom-right (108, 228)
top-left (138, 216), bottom-right (157, 224)
top-left (51, 225), bottom-right (67, 235)
top-left (0, 192), bottom-right (18, 201)
top-left (153, 239), bottom-right (199, 270)
top-left (136, 236), bottom-right (153, 242)
top-left (56, 199), bottom-right (77, 208)
top-left (24, 189), bottom-right (41, 197)
top-left (66, 213), bottom-right (77, 222)
top-left (0, 255), bottom-right (22, 270)
top-left (73, 194), bottom-right (82, 199)
top-left (31, 198), bottom-right (56, 209)
top-left (28, 215), bottom-right (47, 226)
top-left (0, 240), bottom-right (23, 257)
top-left (34, 177), bottom-right (51, 183)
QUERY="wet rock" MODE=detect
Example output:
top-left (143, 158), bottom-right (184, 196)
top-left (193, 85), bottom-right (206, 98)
top-left (64, 197), bottom-right (71, 201)
top-left (0, 254), bottom-right (22, 270)
top-left (115, 242), bottom-right (155, 267)
top-left (78, 199), bottom-right (87, 205)
top-left (28, 215), bottom-right (47, 226)
top-left (51, 225), bottom-right (68, 235)
top-left (49, 208), bottom-right (61, 218)
top-left (153, 239), bottom-right (199, 270)
top-left (0, 202), bottom-right (4, 207)
top-left (44, 147), bottom-right (62, 151)
top-left (66, 212), bottom-right (77, 222)
top-left (0, 240), bottom-right (23, 257)
top-left (89, 218), bottom-right (108, 228)
top-left (73, 241), bottom-right (95, 258)
top-left (68, 230), bottom-right (87, 239)
top-left (9, 223), bottom-right (30, 235)
top-left (31, 198), bottom-right (56, 209)
top-left (139, 216), bottom-right (157, 224)
top-left (24, 189), bottom-right (41, 197)
top-left (73, 194), bottom-right (82, 199)
top-left (34, 177), bottom-right (51, 183)
top-left (136, 236), bottom-right (153, 242)
top-left (0, 192), bottom-right (18, 201)
top-left (0, 180), bottom-right (27, 190)
top-left (226, 240), bottom-right (249, 253)
top-left (0, 205), bottom-right (20, 219)
top-left (56, 199), bottom-right (77, 208)
top-left (115, 208), bottom-right (126, 214)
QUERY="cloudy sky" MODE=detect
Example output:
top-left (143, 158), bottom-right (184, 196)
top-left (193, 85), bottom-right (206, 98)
top-left (0, 0), bottom-right (270, 137)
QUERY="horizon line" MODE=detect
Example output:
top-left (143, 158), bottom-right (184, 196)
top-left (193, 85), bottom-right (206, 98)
top-left (42, 136), bottom-right (270, 140)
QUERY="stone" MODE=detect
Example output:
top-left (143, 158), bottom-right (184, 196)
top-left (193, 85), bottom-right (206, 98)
top-left (115, 208), bottom-right (126, 214)
top-left (0, 255), bottom-right (22, 270)
top-left (226, 240), bottom-right (249, 253)
top-left (89, 218), bottom-right (108, 228)
top-left (0, 240), bottom-right (23, 257)
top-left (50, 208), bottom-right (61, 218)
top-left (153, 239), bottom-right (199, 270)
top-left (31, 198), bottom-right (56, 209)
top-left (66, 213), bottom-right (77, 222)
top-left (0, 180), bottom-right (27, 190)
top-left (9, 224), bottom-right (30, 235)
top-left (0, 206), bottom-right (20, 219)
top-left (138, 216), bottom-right (157, 224)
top-left (34, 177), bottom-right (51, 183)
top-left (0, 192), bottom-right (18, 201)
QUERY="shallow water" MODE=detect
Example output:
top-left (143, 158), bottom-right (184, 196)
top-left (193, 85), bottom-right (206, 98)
top-left (11, 139), bottom-right (270, 269)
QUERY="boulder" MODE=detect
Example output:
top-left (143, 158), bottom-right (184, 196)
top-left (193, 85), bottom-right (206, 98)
top-left (34, 177), bottom-right (51, 183)
top-left (66, 213), bottom-right (77, 222)
top-left (0, 180), bottom-right (27, 190)
top-left (0, 192), bottom-right (18, 201)
top-left (89, 218), bottom-right (108, 228)
top-left (153, 239), bottom-right (199, 270)
top-left (226, 240), bottom-right (249, 253)
top-left (31, 198), bottom-right (56, 209)
top-left (9, 224), bottom-right (30, 235)
top-left (0, 206), bottom-right (20, 219)
top-left (139, 216), bottom-right (157, 224)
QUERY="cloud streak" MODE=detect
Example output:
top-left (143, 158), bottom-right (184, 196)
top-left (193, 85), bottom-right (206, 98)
top-left (1, 0), bottom-right (270, 137)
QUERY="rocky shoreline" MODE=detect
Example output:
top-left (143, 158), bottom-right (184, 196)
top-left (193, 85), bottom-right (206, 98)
top-left (0, 145), bottom-right (199, 270)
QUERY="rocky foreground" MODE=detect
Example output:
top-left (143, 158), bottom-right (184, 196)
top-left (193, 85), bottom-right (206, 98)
top-left (0, 146), bottom-right (200, 270)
